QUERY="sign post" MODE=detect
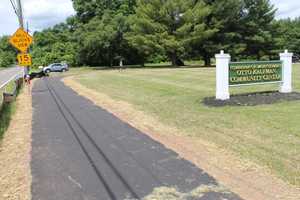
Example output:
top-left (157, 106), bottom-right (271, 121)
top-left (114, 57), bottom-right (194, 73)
top-left (9, 28), bottom-right (33, 70)
top-left (10, 0), bottom-right (31, 75)
top-left (280, 50), bottom-right (293, 93)
top-left (215, 50), bottom-right (230, 100)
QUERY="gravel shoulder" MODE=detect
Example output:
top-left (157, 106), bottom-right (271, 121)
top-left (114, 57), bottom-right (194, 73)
top-left (64, 76), bottom-right (300, 200)
top-left (0, 86), bottom-right (32, 200)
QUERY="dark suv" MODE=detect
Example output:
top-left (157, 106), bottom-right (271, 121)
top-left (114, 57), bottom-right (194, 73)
top-left (43, 63), bottom-right (69, 73)
top-left (292, 54), bottom-right (300, 63)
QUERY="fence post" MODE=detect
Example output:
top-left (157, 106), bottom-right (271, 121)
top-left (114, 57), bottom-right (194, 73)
top-left (280, 50), bottom-right (293, 93)
top-left (215, 50), bottom-right (230, 100)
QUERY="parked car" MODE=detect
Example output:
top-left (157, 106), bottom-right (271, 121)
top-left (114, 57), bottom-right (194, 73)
top-left (292, 54), bottom-right (300, 63)
top-left (43, 63), bottom-right (69, 73)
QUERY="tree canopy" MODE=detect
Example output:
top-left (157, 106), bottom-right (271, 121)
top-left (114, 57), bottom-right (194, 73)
top-left (1, 0), bottom-right (300, 68)
top-left (0, 36), bottom-right (16, 67)
top-left (126, 0), bottom-right (216, 66)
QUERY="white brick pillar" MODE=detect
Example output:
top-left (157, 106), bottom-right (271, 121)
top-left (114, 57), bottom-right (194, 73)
top-left (280, 50), bottom-right (293, 93)
top-left (215, 50), bottom-right (231, 100)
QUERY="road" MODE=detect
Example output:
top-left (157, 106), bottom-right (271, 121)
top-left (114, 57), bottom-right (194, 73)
top-left (31, 77), bottom-right (242, 200)
top-left (0, 66), bottom-right (23, 88)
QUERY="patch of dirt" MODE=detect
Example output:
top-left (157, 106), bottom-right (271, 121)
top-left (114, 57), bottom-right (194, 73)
top-left (0, 86), bottom-right (32, 200)
top-left (203, 91), bottom-right (300, 107)
top-left (64, 77), bottom-right (300, 200)
top-left (143, 185), bottom-right (230, 200)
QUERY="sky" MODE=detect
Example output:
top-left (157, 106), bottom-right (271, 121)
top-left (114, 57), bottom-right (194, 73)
top-left (0, 0), bottom-right (300, 36)
top-left (0, 0), bottom-right (75, 36)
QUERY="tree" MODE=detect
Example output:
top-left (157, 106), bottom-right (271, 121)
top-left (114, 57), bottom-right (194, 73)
top-left (0, 36), bottom-right (16, 67)
top-left (75, 12), bottom-right (125, 66)
top-left (239, 0), bottom-right (278, 59)
top-left (72, 0), bottom-right (136, 23)
top-left (73, 0), bottom-right (140, 66)
top-left (31, 23), bottom-right (79, 67)
top-left (275, 18), bottom-right (300, 56)
top-left (26, 0), bottom-right (288, 68)
top-left (197, 0), bottom-right (244, 65)
top-left (127, 0), bottom-right (214, 66)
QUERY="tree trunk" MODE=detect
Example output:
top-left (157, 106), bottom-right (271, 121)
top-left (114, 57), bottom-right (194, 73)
top-left (204, 54), bottom-right (211, 66)
top-left (170, 53), bottom-right (184, 67)
top-left (256, 54), bottom-right (260, 61)
top-left (140, 58), bottom-right (145, 67)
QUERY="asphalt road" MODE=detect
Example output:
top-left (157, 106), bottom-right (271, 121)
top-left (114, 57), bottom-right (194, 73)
top-left (31, 77), bottom-right (243, 200)
top-left (0, 66), bottom-right (23, 88)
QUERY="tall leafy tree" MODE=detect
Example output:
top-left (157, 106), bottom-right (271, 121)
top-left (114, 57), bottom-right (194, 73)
top-left (72, 0), bottom-right (136, 23)
top-left (197, 0), bottom-right (244, 65)
top-left (72, 0), bottom-right (139, 66)
top-left (24, 0), bottom-right (291, 68)
top-left (127, 0), bottom-right (214, 66)
top-left (0, 36), bottom-right (16, 67)
top-left (275, 18), bottom-right (300, 55)
top-left (31, 23), bottom-right (78, 66)
top-left (76, 12), bottom-right (125, 66)
top-left (239, 0), bottom-right (278, 59)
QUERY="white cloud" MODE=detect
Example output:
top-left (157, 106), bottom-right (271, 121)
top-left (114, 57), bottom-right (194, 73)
top-left (23, 0), bottom-right (75, 31)
top-left (0, 0), bottom-right (74, 36)
top-left (270, 0), bottom-right (300, 19)
top-left (0, 1), bottom-right (19, 36)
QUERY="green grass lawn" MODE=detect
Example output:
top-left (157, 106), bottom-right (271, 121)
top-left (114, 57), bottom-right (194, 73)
top-left (0, 100), bottom-right (16, 139)
top-left (72, 65), bottom-right (300, 186)
top-left (0, 81), bottom-right (17, 139)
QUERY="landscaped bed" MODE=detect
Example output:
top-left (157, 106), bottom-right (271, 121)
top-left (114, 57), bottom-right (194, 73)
top-left (204, 91), bottom-right (300, 107)
top-left (68, 65), bottom-right (300, 188)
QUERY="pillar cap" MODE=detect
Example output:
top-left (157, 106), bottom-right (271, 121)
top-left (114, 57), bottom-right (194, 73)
top-left (215, 50), bottom-right (231, 59)
top-left (280, 49), bottom-right (293, 57)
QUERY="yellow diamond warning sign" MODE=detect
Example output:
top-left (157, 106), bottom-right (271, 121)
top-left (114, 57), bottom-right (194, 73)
top-left (17, 53), bottom-right (32, 66)
top-left (9, 28), bottom-right (33, 52)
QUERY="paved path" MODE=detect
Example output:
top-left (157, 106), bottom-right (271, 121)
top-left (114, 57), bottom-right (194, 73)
top-left (31, 77), bottom-right (242, 200)
top-left (0, 67), bottom-right (23, 88)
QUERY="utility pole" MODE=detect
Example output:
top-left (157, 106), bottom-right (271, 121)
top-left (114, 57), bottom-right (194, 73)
top-left (15, 0), bottom-right (29, 75)
top-left (26, 21), bottom-right (29, 33)
top-left (16, 0), bottom-right (24, 29)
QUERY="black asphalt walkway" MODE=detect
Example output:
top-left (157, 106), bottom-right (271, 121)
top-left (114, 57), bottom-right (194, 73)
top-left (31, 77), bottom-right (242, 200)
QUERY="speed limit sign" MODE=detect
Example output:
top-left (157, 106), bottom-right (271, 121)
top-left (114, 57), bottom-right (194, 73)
top-left (17, 53), bottom-right (32, 66)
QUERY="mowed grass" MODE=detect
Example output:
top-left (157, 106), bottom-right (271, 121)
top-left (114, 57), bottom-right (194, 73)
top-left (0, 81), bottom-right (17, 139)
top-left (73, 65), bottom-right (300, 186)
top-left (0, 100), bottom-right (16, 139)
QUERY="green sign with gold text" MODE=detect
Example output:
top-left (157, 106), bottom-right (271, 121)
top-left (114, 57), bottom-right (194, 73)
top-left (229, 61), bottom-right (283, 86)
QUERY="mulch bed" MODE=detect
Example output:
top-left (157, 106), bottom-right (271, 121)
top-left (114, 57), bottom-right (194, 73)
top-left (203, 91), bottom-right (300, 107)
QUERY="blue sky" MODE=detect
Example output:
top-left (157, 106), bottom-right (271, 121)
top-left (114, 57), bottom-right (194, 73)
top-left (0, 0), bottom-right (74, 36)
top-left (0, 0), bottom-right (300, 36)
top-left (272, 0), bottom-right (300, 19)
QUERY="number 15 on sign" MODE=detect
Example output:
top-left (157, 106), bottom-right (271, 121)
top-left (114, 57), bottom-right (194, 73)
top-left (17, 54), bottom-right (32, 66)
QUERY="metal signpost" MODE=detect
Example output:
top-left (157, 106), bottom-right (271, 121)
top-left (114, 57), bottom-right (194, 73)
top-left (9, 28), bottom-right (33, 71)
top-left (9, 0), bottom-right (32, 74)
